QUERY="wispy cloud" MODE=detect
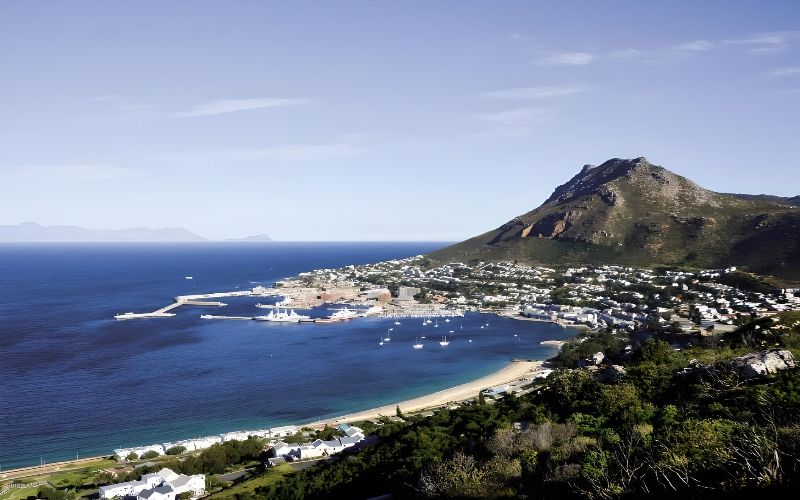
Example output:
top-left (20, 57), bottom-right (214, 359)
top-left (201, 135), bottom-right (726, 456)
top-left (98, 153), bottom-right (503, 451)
top-left (766, 67), bottom-right (800, 78)
top-left (157, 141), bottom-right (365, 163)
top-left (672, 39), bottom-right (715, 52)
top-left (478, 106), bottom-right (550, 129)
top-left (722, 31), bottom-right (799, 53)
top-left (172, 98), bottom-right (309, 118)
top-left (481, 84), bottom-right (587, 100)
top-left (536, 51), bottom-right (596, 66)
top-left (10, 164), bottom-right (140, 182)
top-left (89, 94), bottom-right (157, 114)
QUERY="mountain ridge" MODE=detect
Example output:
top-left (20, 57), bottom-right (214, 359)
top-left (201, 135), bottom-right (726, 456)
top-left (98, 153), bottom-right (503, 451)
top-left (430, 157), bottom-right (800, 282)
top-left (0, 222), bottom-right (207, 243)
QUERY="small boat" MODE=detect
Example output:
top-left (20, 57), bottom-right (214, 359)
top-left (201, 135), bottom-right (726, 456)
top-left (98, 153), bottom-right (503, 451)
top-left (449, 330), bottom-right (455, 334)
top-left (439, 336), bottom-right (450, 347)
top-left (468, 339), bottom-right (473, 343)
top-left (388, 327), bottom-right (394, 331)
top-left (480, 326), bottom-right (484, 329)
top-left (185, 276), bottom-right (193, 280)
top-left (426, 319), bottom-right (432, 325)
top-left (421, 336), bottom-right (426, 339)
top-left (412, 338), bottom-right (424, 349)
top-left (379, 337), bottom-right (384, 346)
top-left (383, 329), bottom-right (391, 342)
top-left (434, 320), bottom-right (439, 328)
top-left (394, 321), bottom-right (402, 325)
top-left (445, 318), bottom-right (450, 323)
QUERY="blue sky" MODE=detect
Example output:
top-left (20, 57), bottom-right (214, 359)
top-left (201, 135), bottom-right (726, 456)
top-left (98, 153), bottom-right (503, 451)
top-left (1, 1), bottom-right (798, 241)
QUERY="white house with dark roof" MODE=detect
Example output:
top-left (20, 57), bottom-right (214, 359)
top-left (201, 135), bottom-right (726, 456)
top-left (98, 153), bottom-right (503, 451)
top-left (99, 468), bottom-right (204, 500)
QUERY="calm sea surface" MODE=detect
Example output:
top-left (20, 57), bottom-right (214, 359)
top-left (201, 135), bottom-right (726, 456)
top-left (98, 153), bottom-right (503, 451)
top-left (0, 243), bottom-right (573, 469)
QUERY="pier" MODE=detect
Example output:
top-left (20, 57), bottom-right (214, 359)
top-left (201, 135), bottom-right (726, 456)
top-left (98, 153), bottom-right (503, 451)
top-left (114, 289), bottom-right (270, 320)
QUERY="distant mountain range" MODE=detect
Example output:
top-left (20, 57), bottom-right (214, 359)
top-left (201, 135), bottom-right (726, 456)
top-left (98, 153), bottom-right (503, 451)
top-left (0, 222), bottom-right (274, 243)
top-left (430, 157), bottom-right (800, 282)
top-left (0, 222), bottom-right (207, 242)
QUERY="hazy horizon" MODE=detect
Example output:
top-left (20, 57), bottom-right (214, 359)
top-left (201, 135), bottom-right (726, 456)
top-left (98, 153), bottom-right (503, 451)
top-left (1, 1), bottom-right (799, 241)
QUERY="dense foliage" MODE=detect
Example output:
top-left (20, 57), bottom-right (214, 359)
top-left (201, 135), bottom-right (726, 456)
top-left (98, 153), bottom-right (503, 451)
top-left (244, 313), bottom-right (800, 499)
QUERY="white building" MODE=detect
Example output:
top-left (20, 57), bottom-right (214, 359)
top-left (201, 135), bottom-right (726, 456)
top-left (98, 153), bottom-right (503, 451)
top-left (100, 468), bottom-right (204, 500)
top-left (397, 287), bottom-right (421, 301)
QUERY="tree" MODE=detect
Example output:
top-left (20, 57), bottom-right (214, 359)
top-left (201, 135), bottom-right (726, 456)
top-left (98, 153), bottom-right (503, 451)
top-left (478, 391), bottom-right (487, 405)
top-left (166, 445), bottom-right (187, 455)
top-left (141, 450), bottom-right (160, 460)
top-left (396, 405), bottom-right (404, 419)
top-left (125, 451), bottom-right (138, 461)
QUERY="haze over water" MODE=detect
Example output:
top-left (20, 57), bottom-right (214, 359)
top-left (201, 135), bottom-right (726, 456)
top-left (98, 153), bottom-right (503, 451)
top-left (0, 243), bottom-right (573, 469)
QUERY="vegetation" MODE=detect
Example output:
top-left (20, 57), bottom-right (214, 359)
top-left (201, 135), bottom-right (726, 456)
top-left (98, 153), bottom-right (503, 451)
top-left (243, 313), bottom-right (800, 498)
top-left (166, 445), bottom-right (187, 455)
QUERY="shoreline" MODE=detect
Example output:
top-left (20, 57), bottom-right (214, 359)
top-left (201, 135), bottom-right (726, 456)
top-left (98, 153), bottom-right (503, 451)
top-left (0, 358), bottom-right (554, 479)
top-left (303, 359), bottom-right (546, 428)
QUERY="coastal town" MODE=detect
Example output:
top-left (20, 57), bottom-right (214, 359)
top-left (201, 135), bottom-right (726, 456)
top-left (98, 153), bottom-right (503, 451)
top-left (274, 255), bottom-right (800, 335)
top-left (4, 257), bottom-right (800, 499)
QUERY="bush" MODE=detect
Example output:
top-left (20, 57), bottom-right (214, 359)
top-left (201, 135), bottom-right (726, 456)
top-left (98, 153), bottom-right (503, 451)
top-left (167, 445), bottom-right (187, 455)
top-left (141, 450), bottom-right (160, 460)
top-left (125, 452), bottom-right (138, 461)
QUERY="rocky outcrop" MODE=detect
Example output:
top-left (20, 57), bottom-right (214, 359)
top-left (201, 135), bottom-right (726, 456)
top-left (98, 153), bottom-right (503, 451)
top-left (728, 349), bottom-right (796, 379)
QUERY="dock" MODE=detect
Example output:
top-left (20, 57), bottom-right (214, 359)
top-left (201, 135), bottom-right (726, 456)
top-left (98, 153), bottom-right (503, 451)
top-left (114, 289), bottom-right (263, 320)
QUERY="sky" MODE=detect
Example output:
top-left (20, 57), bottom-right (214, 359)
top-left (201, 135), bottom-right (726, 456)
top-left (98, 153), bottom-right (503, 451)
top-left (1, 1), bottom-right (799, 241)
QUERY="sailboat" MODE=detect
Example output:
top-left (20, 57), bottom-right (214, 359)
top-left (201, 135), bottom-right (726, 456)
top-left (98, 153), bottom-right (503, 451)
top-left (379, 337), bottom-right (384, 346)
top-left (439, 336), bottom-right (450, 346)
top-left (412, 338), bottom-right (424, 349)
top-left (383, 329), bottom-right (392, 342)
top-left (434, 319), bottom-right (439, 328)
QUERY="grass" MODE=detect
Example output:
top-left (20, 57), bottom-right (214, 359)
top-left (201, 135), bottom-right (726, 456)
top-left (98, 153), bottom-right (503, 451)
top-left (208, 463), bottom-right (294, 499)
top-left (0, 458), bottom-right (118, 500)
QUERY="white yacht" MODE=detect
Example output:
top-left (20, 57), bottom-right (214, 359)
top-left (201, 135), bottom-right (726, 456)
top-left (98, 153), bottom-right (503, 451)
top-left (412, 338), bottom-right (424, 349)
top-left (329, 307), bottom-right (359, 321)
top-left (439, 336), bottom-right (450, 346)
top-left (254, 308), bottom-right (310, 323)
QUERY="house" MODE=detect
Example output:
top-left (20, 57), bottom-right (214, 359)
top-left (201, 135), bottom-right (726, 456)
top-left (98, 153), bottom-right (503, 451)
top-left (100, 468), bottom-right (204, 500)
top-left (272, 442), bottom-right (301, 457)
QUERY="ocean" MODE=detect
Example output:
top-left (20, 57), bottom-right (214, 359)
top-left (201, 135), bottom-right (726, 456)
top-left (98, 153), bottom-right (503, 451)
top-left (0, 243), bottom-right (573, 469)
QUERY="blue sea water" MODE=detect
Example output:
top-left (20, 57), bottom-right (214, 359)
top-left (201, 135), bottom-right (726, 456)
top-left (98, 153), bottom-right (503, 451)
top-left (0, 243), bottom-right (574, 469)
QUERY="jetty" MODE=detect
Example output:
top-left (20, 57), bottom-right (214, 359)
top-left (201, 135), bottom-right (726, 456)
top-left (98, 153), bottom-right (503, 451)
top-left (114, 288), bottom-right (273, 320)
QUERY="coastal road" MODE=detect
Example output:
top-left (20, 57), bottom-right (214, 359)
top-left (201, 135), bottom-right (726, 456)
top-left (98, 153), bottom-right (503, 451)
top-left (217, 468), bottom-right (253, 482)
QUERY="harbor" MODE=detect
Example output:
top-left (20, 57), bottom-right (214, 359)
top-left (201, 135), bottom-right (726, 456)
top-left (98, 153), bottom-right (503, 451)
top-left (114, 284), bottom-right (467, 324)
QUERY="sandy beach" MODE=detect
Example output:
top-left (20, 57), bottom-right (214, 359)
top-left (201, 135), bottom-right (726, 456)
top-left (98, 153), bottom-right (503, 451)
top-left (1, 361), bottom-right (548, 478)
top-left (305, 360), bottom-right (544, 428)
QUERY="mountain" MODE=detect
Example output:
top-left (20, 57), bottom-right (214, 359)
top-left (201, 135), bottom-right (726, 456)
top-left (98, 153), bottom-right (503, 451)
top-left (0, 222), bottom-right (207, 242)
top-left (226, 233), bottom-right (273, 242)
top-left (430, 157), bottom-right (800, 282)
